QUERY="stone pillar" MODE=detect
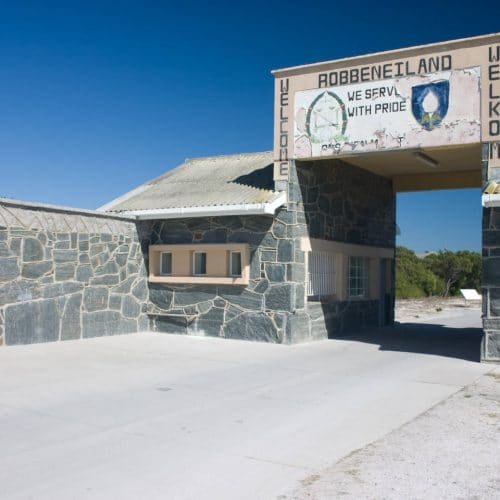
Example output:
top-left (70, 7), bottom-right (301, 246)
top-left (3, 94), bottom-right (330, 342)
top-left (482, 143), bottom-right (500, 362)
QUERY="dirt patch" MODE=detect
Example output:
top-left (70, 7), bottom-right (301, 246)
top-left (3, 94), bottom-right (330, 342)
top-left (395, 296), bottom-right (481, 322)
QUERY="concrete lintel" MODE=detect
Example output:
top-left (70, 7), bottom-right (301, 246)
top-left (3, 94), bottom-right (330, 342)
top-left (392, 170), bottom-right (481, 193)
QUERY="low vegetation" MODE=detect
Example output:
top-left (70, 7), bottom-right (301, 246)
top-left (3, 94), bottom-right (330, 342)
top-left (395, 247), bottom-right (481, 299)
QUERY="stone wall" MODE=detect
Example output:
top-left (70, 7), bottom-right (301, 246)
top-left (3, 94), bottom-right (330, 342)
top-left (295, 159), bottom-right (395, 247)
top-left (138, 212), bottom-right (301, 343)
top-left (0, 199), bottom-right (148, 345)
top-left (482, 142), bottom-right (500, 362)
top-left (482, 206), bottom-right (500, 361)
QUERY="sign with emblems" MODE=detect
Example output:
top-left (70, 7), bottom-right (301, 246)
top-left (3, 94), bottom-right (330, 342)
top-left (293, 68), bottom-right (480, 159)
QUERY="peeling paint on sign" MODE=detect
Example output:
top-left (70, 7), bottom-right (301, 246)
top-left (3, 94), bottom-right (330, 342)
top-left (293, 68), bottom-right (481, 159)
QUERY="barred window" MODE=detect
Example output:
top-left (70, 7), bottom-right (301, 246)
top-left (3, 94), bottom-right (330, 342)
top-left (307, 251), bottom-right (336, 299)
top-left (348, 256), bottom-right (367, 298)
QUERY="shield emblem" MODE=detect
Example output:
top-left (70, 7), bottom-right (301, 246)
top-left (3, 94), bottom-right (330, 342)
top-left (411, 81), bottom-right (449, 131)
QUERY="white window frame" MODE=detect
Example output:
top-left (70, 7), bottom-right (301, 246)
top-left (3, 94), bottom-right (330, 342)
top-left (348, 256), bottom-right (368, 298)
top-left (160, 252), bottom-right (172, 276)
top-left (229, 251), bottom-right (242, 277)
top-left (192, 251), bottom-right (207, 276)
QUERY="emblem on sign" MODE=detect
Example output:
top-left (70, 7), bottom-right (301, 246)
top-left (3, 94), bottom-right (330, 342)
top-left (411, 81), bottom-right (449, 131)
top-left (306, 91), bottom-right (348, 144)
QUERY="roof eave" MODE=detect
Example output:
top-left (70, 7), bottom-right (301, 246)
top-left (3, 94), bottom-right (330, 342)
top-left (117, 192), bottom-right (287, 220)
top-left (482, 193), bottom-right (500, 207)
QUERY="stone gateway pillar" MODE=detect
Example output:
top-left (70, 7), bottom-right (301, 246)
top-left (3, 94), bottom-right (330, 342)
top-left (482, 143), bottom-right (500, 362)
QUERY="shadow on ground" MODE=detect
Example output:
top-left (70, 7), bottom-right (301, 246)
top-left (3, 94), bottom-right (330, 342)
top-left (332, 322), bottom-right (483, 362)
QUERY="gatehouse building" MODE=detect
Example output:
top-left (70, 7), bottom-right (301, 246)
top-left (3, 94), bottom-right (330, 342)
top-left (0, 33), bottom-right (499, 362)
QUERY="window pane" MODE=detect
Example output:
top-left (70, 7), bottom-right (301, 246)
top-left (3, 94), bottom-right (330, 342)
top-left (348, 257), bottom-right (367, 297)
top-left (230, 252), bottom-right (242, 276)
top-left (160, 252), bottom-right (172, 275)
top-left (194, 252), bottom-right (207, 275)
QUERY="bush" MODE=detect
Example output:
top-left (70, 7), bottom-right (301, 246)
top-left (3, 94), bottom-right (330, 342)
top-left (395, 247), bottom-right (480, 299)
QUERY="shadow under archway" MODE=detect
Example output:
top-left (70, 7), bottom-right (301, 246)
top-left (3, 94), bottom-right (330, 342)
top-left (330, 321), bottom-right (483, 362)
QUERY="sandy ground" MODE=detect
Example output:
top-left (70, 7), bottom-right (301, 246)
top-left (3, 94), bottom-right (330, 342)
top-left (396, 296), bottom-right (482, 323)
top-left (287, 368), bottom-right (500, 500)
top-left (286, 299), bottom-right (499, 500)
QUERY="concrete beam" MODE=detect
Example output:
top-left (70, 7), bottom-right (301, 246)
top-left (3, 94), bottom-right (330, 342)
top-left (392, 170), bottom-right (481, 192)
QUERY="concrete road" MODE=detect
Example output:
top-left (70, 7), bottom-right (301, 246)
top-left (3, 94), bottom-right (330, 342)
top-left (0, 311), bottom-right (489, 499)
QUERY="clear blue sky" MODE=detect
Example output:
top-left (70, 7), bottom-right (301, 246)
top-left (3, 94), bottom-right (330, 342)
top-left (1, 2), bottom-right (496, 252)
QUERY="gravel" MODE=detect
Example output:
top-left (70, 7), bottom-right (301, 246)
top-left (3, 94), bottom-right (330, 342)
top-left (286, 367), bottom-right (500, 499)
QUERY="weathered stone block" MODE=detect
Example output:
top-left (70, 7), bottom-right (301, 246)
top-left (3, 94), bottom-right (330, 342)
top-left (82, 310), bottom-right (130, 338)
top-left (55, 263), bottom-right (75, 281)
top-left (0, 242), bottom-right (11, 257)
top-left (223, 312), bottom-right (279, 342)
top-left (127, 262), bottom-right (139, 275)
top-left (5, 299), bottom-right (59, 345)
top-left (484, 331), bottom-right (500, 360)
top-left (111, 276), bottom-right (135, 294)
top-left (201, 229), bottom-right (227, 243)
top-left (90, 244), bottom-right (104, 257)
top-left (277, 240), bottom-right (293, 262)
top-left (79, 240), bottom-right (89, 252)
top-left (189, 307), bottom-right (224, 337)
top-left (174, 286), bottom-right (216, 306)
top-left (131, 280), bottom-right (148, 301)
top-left (115, 253), bottom-right (128, 267)
top-left (0, 257), bottom-right (19, 281)
top-left (197, 300), bottom-right (213, 314)
top-left (153, 314), bottom-right (189, 334)
top-left (272, 221), bottom-right (287, 239)
top-left (53, 249), bottom-right (78, 263)
top-left (265, 284), bottom-right (293, 312)
top-left (79, 253), bottom-right (90, 264)
top-left (138, 314), bottom-right (149, 331)
top-left (122, 295), bottom-right (141, 319)
top-left (83, 287), bottom-right (109, 312)
top-left (159, 223), bottom-right (192, 244)
top-left (218, 287), bottom-right (262, 310)
top-left (54, 240), bottom-right (70, 250)
top-left (260, 250), bottom-right (276, 262)
top-left (90, 274), bottom-right (120, 286)
top-left (109, 294), bottom-right (122, 310)
top-left (149, 286), bottom-right (173, 310)
top-left (62, 282), bottom-right (84, 295)
top-left (22, 261), bottom-right (52, 279)
top-left (244, 216), bottom-right (272, 233)
top-left (285, 312), bottom-right (311, 344)
top-left (265, 263), bottom-right (285, 282)
top-left (61, 293), bottom-right (82, 341)
top-left (10, 238), bottom-right (22, 255)
top-left (76, 264), bottom-right (93, 282)
top-left (253, 279), bottom-right (269, 294)
top-left (95, 260), bottom-right (119, 276)
top-left (22, 238), bottom-right (44, 262)
top-left (287, 263), bottom-right (305, 282)
top-left (483, 258), bottom-right (500, 286)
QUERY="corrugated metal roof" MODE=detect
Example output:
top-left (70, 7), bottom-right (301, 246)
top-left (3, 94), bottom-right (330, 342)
top-left (102, 152), bottom-right (281, 213)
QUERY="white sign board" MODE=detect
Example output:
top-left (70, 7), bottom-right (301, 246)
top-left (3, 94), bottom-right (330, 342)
top-left (460, 289), bottom-right (482, 301)
top-left (293, 68), bottom-right (481, 159)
